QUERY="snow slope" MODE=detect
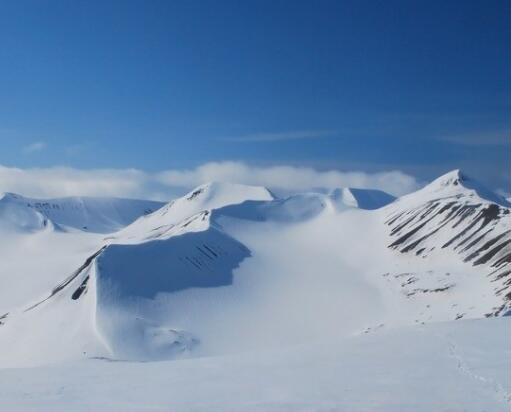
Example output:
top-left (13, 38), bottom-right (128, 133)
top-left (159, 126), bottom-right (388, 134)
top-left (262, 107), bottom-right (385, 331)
top-left (0, 192), bottom-right (163, 233)
top-left (0, 229), bottom-right (104, 315)
top-left (1, 318), bottom-right (511, 412)
top-left (329, 187), bottom-right (395, 210)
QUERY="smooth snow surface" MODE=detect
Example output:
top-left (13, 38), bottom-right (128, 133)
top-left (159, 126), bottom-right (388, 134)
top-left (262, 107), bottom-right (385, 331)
top-left (1, 172), bottom-right (511, 410)
top-left (1, 319), bottom-right (511, 411)
top-left (329, 187), bottom-right (396, 210)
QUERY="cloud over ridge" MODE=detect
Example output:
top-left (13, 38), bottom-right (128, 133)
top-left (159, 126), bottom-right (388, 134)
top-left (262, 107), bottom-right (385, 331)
top-left (0, 162), bottom-right (420, 201)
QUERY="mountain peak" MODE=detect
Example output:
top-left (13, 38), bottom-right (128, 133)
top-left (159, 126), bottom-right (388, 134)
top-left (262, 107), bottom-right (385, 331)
top-left (183, 181), bottom-right (275, 203)
top-left (430, 169), bottom-right (466, 188)
top-left (417, 169), bottom-right (510, 207)
top-left (115, 181), bottom-right (275, 240)
top-left (0, 192), bottom-right (24, 201)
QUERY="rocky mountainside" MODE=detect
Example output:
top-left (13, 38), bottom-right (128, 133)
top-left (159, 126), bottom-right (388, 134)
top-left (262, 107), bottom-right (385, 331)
top-left (384, 170), bottom-right (511, 316)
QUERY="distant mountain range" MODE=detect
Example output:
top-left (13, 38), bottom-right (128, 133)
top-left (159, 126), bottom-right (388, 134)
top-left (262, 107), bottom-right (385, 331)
top-left (0, 192), bottom-right (163, 233)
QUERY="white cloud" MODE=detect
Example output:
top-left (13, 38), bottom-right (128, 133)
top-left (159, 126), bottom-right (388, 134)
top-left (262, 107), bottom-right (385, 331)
top-left (496, 189), bottom-right (511, 200)
top-left (156, 162), bottom-right (420, 196)
top-left (65, 144), bottom-right (87, 156)
top-left (22, 142), bottom-right (47, 154)
top-left (0, 165), bottom-right (152, 199)
top-left (439, 130), bottom-right (511, 146)
top-left (221, 130), bottom-right (335, 142)
top-left (0, 162), bottom-right (421, 201)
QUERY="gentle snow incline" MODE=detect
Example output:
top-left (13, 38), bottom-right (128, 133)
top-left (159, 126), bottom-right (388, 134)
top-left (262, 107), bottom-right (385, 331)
top-left (1, 319), bottom-right (511, 411)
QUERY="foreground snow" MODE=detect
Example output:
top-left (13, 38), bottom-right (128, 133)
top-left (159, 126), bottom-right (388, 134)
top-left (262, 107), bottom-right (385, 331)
top-left (1, 318), bottom-right (511, 411)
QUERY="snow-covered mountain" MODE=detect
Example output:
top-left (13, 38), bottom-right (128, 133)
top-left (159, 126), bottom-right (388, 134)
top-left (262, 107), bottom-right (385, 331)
top-left (383, 170), bottom-right (511, 317)
top-left (0, 171), bottom-right (511, 367)
top-left (0, 192), bottom-right (164, 233)
top-left (113, 181), bottom-right (275, 241)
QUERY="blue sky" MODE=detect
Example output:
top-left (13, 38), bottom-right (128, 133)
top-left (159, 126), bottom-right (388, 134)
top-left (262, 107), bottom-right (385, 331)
top-left (0, 0), bottom-right (510, 195)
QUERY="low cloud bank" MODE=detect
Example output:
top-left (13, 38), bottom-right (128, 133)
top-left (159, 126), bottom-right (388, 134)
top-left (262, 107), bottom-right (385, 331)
top-left (0, 162), bottom-right (420, 201)
top-left (157, 162), bottom-right (420, 197)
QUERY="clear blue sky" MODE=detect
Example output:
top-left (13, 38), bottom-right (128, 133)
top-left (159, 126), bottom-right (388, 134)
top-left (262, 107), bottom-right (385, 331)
top-left (0, 0), bottom-right (509, 188)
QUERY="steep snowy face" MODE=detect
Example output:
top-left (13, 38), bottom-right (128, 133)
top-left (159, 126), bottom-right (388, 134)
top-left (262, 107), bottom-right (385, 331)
top-left (384, 170), bottom-right (511, 316)
top-left (0, 207), bottom-right (252, 363)
top-left (0, 193), bottom-right (163, 233)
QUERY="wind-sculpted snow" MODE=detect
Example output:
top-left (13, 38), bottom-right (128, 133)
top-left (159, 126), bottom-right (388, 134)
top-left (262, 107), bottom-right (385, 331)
top-left (92, 226), bottom-right (250, 360)
top-left (0, 209), bottom-right (251, 362)
top-left (96, 228), bottom-right (250, 299)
